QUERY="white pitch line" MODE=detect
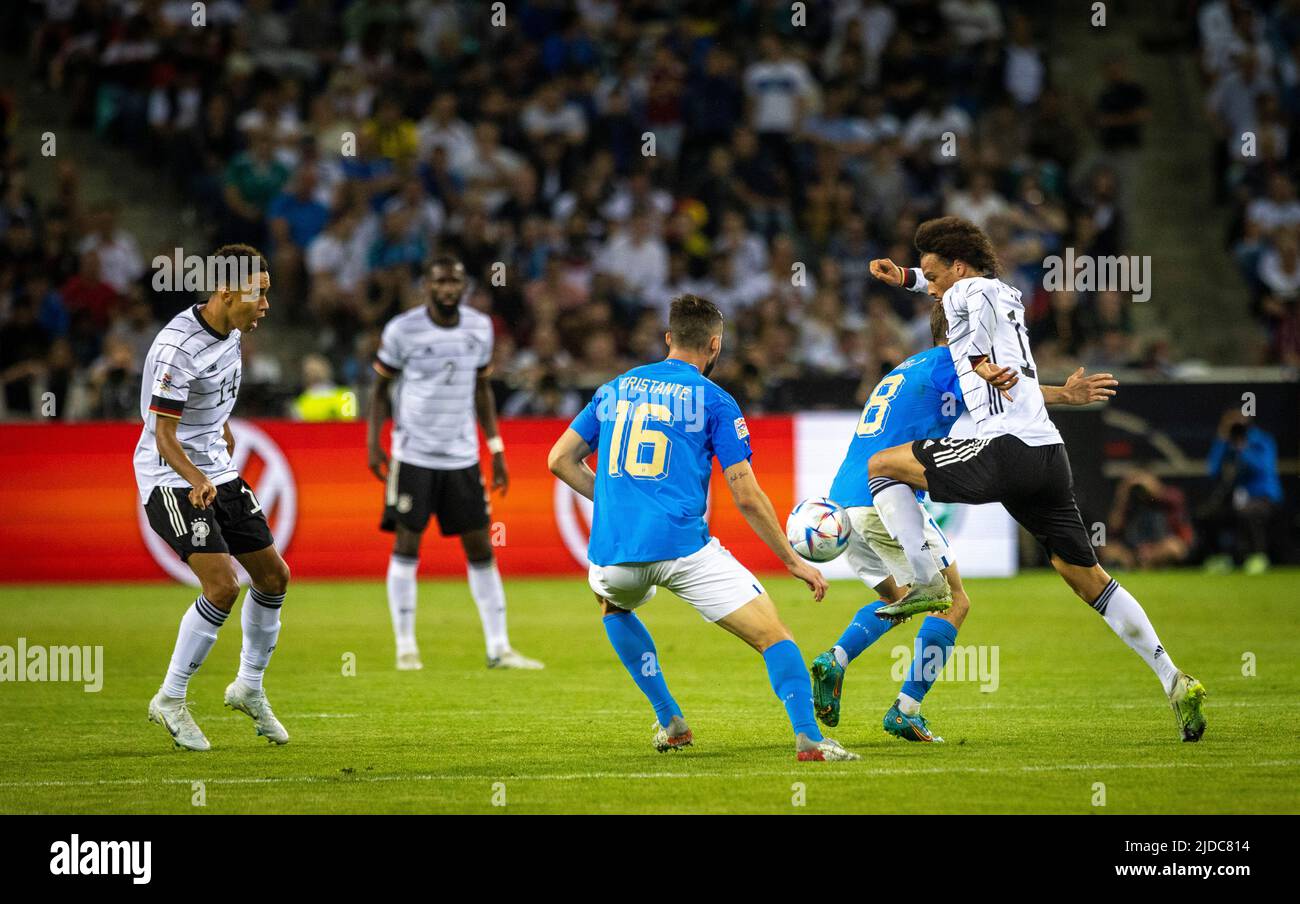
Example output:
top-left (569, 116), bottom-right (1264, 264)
top-left (3, 759), bottom-right (1298, 790)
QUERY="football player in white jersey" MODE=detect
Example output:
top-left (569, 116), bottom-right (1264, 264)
top-left (864, 217), bottom-right (1207, 742)
top-left (136, 244), bottom-right (291, 751)
top-left (367, 255), bottom-right (543, 671)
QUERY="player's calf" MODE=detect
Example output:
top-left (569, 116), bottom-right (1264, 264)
top-left (813, 600), bottom-right (899, 727)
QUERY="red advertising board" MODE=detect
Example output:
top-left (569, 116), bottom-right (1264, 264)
top-left (0, 418), bottom-right (796, 583)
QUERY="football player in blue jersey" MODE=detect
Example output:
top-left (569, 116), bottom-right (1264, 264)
top-left (811, 302), bottom-right (1117, 741)
top-left (548, 295), bottom-right (859, 761)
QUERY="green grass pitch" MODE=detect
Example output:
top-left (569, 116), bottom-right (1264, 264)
top-left (1, 569), bottom-right (1297, 814)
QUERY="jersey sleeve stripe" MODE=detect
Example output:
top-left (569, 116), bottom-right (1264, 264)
top-left (149, 395), bottom-right (185, 417)
top-left (373, 355), bottom-right (401, 377)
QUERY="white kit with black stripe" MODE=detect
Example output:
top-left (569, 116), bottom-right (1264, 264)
top-left (133, 304), bottom-right (243, 502)
top-left (372, 305), bottom-right (493, 471)
top-left (942, 276), bottom-right (1061, 447)
top-left (908, 269), bottom-right (1062, 447)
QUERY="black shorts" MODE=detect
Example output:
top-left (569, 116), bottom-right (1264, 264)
top-left (144, 477), bottom-right (275, 561)
top-left (380, 461), bottom-right (490, 536)
top-left (912, 435), bottom-right (1098, 567)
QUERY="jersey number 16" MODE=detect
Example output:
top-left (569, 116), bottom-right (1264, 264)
top-left (607, 400), bottom-right (672, 480)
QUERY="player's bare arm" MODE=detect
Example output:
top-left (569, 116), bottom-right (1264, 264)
top-left (223, 421), bottom-right (235, 457)
top-left (1042, 368), bottom-right (1118, 406)
top-left (475, 364), bottom-right (509, 495)
top-left (155, 414), bottom-right (217, 509)
top-left (724, 460), bottom-right (828, 601)
top-left (546, 428), bottom-right (596, 501)
top-left (366, 371), bottom-right (393, 481)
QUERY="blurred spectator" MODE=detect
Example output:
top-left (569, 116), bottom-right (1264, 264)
top-left (501, 370), bottom-right (582, 417)
top-left (0, 296), bottom-right (50, 417)
top-left (292, 353), bottom-right (356, 421)
top-left (1103, 468), bottom-right (1194, 570)
top-left (85, 335), bottom-right (139, 419)
top-left (1200, 409), bottom-right (1284, 574)
top-left (77, 201), bottom-right (144, 296)
top-left (4, 0), bottom-right (1167, 419)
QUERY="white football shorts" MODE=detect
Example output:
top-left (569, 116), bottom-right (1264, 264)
top-left (587, 538), bottom-right (766, 622)
top-left (843, 504), bottom-right (953, 590)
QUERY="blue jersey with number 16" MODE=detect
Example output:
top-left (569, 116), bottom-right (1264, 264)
top-left (828, 346), bottom-right (963, 509)
top-left (568, 358), bottom-right (753, 566)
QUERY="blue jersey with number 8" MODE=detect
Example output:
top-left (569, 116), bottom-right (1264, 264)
top-left (569, 358), bottom-right (752, 566)
top-left (829, 346), bottom-right (963, 509)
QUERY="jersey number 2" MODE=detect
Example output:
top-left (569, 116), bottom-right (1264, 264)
top-left (856, 374), bottom-right (905, 437)
top-left (607, 400), bottom-right (672, 480)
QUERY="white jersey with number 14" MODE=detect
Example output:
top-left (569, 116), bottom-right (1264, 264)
top-left (941, 275), bottom-right (1062, 447)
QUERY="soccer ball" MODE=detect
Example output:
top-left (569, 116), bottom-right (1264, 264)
top-left (786, 497), bottom-right (852, 563)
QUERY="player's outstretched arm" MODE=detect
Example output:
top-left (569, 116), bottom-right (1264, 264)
top-left (547, 428), bottom-right (596, 501)
top-left (1042, 367), bottom-right (1118, 406)
top-left (724, 461), bottom-right (828, 601)
top-left (366, 374), bottom-right (393, 481)
top-left (475, 366), bottom-right (509, 495)
top-left (870, 258), bottom-right (929, 293)
top-left (155, 415), bottom-right (216, 509)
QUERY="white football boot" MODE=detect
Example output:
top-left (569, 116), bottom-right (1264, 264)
top-left (396, 651), bottom-right (424, 671)
top-left (652, 715), bottom-right (694, 752)
top-left (487, 649), bottom-right (545, 670)
top-left (795, 732), bottom-right (860, 762)
top-left (148, 691), bottom-right (211, 751)
top-left (224, 681), bottom-right (289, 744)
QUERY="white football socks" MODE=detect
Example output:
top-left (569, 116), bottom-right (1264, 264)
top-left (870, 479), bottom-right (941, 584)
top-left (387, 554), bottom-right (419, 656)
top-left (467, 559), bottom-right (510, 659)
top-left (236, 586), bottom-right (284, 691)
top-left (162, 595), bottom-right (227, 698)
top-left (1091, 579), bottom-right (1180, 694)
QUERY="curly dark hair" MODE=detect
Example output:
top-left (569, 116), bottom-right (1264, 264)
top-left (914, 216), bottom-right (998, 276)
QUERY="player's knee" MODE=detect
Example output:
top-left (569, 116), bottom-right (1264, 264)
top-left (260, 559), bottom-right (290, 596)
top-left (393, 532), bottom-right (421, 559)
top-left (867, 450), bottom-right (887, 478)
top-left (202, 577), bottom-right (241, 610)
top-left (752, 623), bottom-right (794, 653)
top-left (461, 531), bottom-right (493, 563)
top-left (949, 590), bottom-right (971, 621)
top-left (600, 597), bottom-right (630, 616)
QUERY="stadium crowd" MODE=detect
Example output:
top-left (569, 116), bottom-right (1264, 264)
top-left (1210, 0), bottom-right (1300, 366)
top-left (3, 0), bottom-right (1158, 420)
